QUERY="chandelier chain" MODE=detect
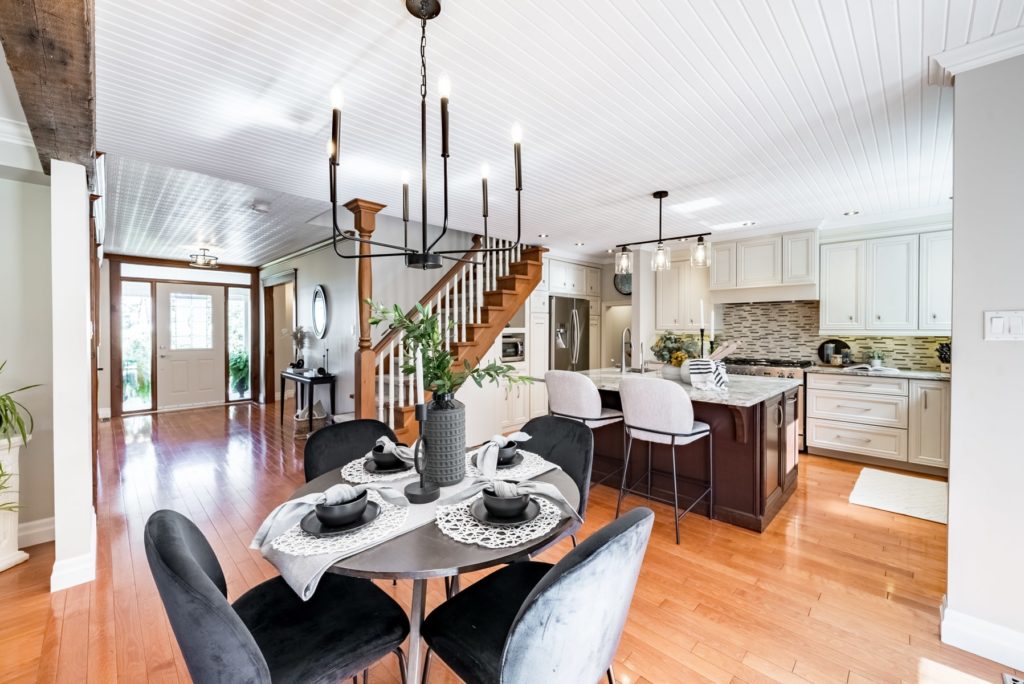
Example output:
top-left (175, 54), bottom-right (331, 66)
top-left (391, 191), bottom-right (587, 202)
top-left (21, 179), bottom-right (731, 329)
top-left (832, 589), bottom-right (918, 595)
top-left (419, 2), bottom-right (428, 102)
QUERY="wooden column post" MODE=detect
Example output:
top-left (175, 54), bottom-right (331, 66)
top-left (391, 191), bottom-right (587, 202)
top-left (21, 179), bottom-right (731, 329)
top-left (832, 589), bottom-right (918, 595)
top-left (344, 198), bottom-right (387, 419)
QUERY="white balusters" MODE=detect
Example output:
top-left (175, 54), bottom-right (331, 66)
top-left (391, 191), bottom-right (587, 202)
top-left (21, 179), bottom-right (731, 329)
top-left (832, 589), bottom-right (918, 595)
top-left (387, 339), bottom-right (395, 428)
top-left (377, 351), bottom-right (385, 422)
top-left (475, 252), bottom-right (483, 325)
top-left (396, 332), bottom-right (405, 407)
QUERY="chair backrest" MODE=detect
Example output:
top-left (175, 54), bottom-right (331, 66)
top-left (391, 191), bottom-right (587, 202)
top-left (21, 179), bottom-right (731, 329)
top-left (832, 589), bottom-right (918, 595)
top-left (500, 508), bottom-right (654, 683)
top-left (144, 510), bottom-right (271, 684)
top-left (303, 419), bottom-right (397, 482)
top-left (521, 415), bottom-right (594, 517)
top-left (544, 370), bottom-right (603, 421)
top-left (619, 375), bottom-right (696, 436)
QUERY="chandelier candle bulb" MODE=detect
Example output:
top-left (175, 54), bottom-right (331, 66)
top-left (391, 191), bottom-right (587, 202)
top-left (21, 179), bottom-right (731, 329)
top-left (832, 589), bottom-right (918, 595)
top-left (439, 83), bottom-right (450, 158)
top-left (401, 172), bottom-right (410, 223)
top-left (481, 164), bottom-right (489, 218)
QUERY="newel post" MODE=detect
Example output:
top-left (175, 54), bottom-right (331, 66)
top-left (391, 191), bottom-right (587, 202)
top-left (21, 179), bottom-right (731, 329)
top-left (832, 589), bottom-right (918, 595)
top-left (345, 198), bottom-right (387, 419)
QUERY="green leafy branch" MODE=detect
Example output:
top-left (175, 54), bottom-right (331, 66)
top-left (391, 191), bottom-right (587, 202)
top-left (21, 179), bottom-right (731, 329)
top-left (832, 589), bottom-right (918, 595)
top-left (0, 360), bottom-right (39, 449)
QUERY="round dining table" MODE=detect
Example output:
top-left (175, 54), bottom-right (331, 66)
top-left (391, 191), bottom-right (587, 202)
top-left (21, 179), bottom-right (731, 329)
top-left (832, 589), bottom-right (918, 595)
top-left (292, 466), bottom-right (581, 683)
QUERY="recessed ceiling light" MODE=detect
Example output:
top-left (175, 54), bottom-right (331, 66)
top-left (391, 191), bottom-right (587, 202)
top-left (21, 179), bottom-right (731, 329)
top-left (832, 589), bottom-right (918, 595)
top-left (843, 210), bottom-right (860, 216)
top-left (574, 242), bottom-right (585, 247)
top-left (606, 249), bottom-right (614, 254)
top-left (669, 197), bottom-right (721, 214)
top-left (537, 233), bottom-right (549, 238)
top-left (712, 220), bottom-right (757, 230)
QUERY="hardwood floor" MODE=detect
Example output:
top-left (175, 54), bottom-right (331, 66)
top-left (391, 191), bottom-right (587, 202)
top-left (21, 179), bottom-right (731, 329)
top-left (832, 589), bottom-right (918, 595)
top-left (0, 402), bottom-right (1017, 684)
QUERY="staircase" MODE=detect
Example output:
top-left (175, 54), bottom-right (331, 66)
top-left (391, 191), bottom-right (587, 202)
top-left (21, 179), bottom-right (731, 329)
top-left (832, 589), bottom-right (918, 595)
top-left (360, 234), bottom-right (546, 444)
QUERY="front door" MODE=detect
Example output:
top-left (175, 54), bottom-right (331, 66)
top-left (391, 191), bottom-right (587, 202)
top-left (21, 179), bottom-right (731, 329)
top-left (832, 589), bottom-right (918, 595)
top-left (156, 283), bottom-right (225, 409)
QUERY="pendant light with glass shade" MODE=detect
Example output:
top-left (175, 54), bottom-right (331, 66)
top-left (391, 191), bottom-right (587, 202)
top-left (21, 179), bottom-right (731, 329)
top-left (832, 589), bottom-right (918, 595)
top-left (611, 191), bottom-right (711, 276)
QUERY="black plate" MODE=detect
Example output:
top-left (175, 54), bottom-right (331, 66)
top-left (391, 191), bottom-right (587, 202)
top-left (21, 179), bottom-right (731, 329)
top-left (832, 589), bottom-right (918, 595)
top-left (469, 498), bottom-right (540, 527)
top-left (300, 502), bottom-right (380, 537)
top-left (471, 452), bottom-right (525, 469)
top-left (363, 459), bottom-right (413, 474)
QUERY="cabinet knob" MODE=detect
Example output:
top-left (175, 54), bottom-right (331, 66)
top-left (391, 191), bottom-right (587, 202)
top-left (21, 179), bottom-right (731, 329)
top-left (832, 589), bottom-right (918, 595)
top-left (931, 313), bottom-right (937, 319)
top-left (848, 315), bottom-right (853, 321)
top-left (876, 315), bottom-right (881, 320)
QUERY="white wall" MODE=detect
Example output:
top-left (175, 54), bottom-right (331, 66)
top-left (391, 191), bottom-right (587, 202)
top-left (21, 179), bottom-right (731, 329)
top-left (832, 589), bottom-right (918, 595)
top-left (97, 262), bottom-right (111, 417)
top-left (48, 160), bottom-right (95, 591)
top-left (0, 178), bottom-right (54, 530)
top-left (942, 53), bottom-right (1024, 669)
top-left (259, 213), bottom-right (472, 414)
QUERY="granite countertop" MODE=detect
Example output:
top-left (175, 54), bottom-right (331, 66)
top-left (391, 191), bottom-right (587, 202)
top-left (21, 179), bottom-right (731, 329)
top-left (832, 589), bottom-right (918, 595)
top-left (805, 365), bottom-right (951, 381)
top-left (574, 368), bottom-right (802, 407)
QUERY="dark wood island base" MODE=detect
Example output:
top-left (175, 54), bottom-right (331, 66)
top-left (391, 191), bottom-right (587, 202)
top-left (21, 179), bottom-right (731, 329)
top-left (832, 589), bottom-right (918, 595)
top-left (592, 387), bottom-right (800, 533)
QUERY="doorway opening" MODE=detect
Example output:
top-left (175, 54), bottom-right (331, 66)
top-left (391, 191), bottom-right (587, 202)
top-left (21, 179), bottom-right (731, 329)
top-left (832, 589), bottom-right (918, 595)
top-left (261, 269), bottom-right (297, 405)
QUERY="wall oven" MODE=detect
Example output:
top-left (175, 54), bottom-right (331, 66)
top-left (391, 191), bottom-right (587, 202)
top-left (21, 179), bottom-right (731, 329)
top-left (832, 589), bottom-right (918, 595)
top-left (501, 332), bottom-right (525, 363)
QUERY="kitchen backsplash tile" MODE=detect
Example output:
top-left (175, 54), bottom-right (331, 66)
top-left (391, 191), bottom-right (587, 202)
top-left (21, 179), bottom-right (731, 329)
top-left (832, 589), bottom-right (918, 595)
top-left (710, 301), bottom-right (950, 370)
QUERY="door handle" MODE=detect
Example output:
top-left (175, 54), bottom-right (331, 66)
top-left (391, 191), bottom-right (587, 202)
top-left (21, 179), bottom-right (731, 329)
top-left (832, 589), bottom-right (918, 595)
top-left (159, 354), bottom-right (168, 358)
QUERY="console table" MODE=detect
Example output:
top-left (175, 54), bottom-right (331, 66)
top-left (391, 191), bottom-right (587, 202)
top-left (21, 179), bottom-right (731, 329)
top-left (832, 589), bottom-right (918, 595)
top-left (280, 370), bottom-right (337, 433)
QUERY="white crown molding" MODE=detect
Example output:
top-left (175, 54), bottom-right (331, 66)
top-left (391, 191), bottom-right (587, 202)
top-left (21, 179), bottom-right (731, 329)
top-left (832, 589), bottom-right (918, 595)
top-left (929, 27), bottom-right (1024, 87)
top-left (0, 116), bottom-right (33, 147)
top-left (818, 205), bottom-right (952, 242)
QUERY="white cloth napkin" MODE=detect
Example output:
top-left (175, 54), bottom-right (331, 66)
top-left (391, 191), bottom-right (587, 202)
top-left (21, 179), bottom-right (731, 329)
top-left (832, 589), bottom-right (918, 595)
top-left (368, 436), bottom-right (417, 464)
top-left (250, 483), bottom-right (406, 551)
top-left (476, 431), bottom-right (531, 474)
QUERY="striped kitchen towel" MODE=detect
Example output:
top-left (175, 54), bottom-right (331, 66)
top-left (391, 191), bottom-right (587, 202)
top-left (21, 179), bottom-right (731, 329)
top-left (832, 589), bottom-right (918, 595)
top-left (688, 359), bottom-right (728, 390)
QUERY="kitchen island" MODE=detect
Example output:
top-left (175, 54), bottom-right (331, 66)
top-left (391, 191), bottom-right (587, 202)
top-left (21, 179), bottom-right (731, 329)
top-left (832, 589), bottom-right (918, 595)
top-left (577, 368), bottom-right (802, 532)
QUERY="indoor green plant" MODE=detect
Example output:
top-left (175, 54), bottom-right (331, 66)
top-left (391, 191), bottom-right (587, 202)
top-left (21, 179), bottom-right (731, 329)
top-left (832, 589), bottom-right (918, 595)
top-left (867, 349), bottom-right (885, 368)
top-left (369, 301), bottom-right (530, 485)
top-left (0, 361), bottom-right (39, 528)
top-left (229, 350), bottom-right (250, 397)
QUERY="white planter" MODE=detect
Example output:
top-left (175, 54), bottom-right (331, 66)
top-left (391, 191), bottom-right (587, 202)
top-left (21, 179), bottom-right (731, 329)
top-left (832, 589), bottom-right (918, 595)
top-left (0, 434), bottom-right (30, 573)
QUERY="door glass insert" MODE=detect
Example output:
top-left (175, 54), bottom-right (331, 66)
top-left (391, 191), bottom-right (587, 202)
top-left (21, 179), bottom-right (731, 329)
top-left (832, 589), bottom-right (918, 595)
top-left (170, 293), bottom-right (213, 350)
top-left (121, 280), bottom-right (153, 412)
top-left (227, 288), bottom-right (251, 400)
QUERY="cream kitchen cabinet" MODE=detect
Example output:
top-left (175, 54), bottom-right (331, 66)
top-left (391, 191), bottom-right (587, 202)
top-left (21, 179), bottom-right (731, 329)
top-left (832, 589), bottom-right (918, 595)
top-left (819, 241), bottom-right (865, 330)
top-left (919, 231), bottom-right (952, 331)
top-left (736, 236), bottom-right (783, 288)
top-left (782, 230), bottom-right (817, 284)
top-left (589, 315), bottom-right (601, 369)
top-left (866, 234), bottom-right (918, 331)
top-left (537, 259), bottom-right (550, 292)
top-left (528, 312), bottom-right (549, 418)
top-left (655, 259), bottom-right (709, 331)
top-left (585, 267), bottom-right (601, 297)
top-left (548, 259), bottom-right (599, 297)
top-left (908, 380), bottom-right (950, 468)
top-left (502, 380), bottom-right (530, 430)
top-left (710, 241), bottom-right (736, 289)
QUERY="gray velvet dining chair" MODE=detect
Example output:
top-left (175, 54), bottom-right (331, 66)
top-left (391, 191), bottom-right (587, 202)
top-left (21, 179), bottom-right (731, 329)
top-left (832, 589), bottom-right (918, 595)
top-left (304, 418), bottom-right (397, 482)
top-left (420, 507), bottom-right (654, 684)
top-left (144, 509), bottom-right (410, 684)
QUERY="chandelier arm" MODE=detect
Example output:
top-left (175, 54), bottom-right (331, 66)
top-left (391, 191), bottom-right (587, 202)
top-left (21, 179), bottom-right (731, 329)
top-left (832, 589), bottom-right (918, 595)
top-left (433, 190), bottom-right (522, 255)
top-left (427, 155), bottom-right (449, 251)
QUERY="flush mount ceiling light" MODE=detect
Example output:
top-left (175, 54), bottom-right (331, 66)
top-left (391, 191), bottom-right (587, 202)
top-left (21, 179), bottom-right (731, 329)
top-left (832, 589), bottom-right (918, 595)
top-left (712, 220), bottom-right (757, 230)
top-left (843, 210), bottom-right (860, 216)
top-left (669, 197), bottom-right (722, 214)
top-left (612, 191), bottom-right (710, 276)
top-left (189, 248), bottom-right (219, 269)
top-left (326, 0), bottom-right (524, 270)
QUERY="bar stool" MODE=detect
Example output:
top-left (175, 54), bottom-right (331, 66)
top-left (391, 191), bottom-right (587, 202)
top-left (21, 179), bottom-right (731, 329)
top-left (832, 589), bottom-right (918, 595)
top-left (615, 376), bottom-right (712, 544)
top-left (544, 370), bottom-right (625, 490)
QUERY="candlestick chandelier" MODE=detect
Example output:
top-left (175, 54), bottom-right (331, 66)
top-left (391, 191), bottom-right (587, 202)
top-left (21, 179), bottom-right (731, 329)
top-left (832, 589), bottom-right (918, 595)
top-left (613, 191), bottom-right (711, 275)
top-left (327, 0), bottom-right (523, 269)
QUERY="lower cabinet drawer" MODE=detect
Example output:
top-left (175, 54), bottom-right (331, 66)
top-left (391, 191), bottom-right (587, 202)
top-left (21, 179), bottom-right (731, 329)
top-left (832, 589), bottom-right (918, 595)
top-left (807, 389), bottom-right (908, 428)
top-left (807, 418), bottom-right (908, 461)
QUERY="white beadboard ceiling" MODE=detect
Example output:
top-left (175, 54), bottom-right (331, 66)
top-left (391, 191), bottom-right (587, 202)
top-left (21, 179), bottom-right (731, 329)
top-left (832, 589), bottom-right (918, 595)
top-left (95, 0), bottom-right (1023, 265)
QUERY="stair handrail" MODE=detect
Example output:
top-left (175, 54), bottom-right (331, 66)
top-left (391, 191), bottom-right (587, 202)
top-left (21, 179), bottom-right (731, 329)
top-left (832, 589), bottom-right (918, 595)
top-left (371, 234), bottom-right (484, 356)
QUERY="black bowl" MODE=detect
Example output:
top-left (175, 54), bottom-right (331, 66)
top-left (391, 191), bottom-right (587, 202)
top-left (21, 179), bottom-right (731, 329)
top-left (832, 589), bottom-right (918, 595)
top-left (482, 486), bottom-right (530, 518)
top-left (372, 443), bottom-right (406, 469)
top-left (315, 491), bottom-right (368, 527)
top-left (496, 442), bottom-right (519, 465)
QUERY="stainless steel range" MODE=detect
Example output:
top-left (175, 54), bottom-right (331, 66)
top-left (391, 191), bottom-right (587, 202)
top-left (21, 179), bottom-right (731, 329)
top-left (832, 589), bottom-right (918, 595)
top-left (725, 358), bottom-right (811, 450)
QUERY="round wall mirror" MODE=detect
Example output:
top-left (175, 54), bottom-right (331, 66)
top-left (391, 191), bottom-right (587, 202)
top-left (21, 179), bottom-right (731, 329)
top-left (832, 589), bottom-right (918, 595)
top-left (311, 285), bottom-right (328, 339)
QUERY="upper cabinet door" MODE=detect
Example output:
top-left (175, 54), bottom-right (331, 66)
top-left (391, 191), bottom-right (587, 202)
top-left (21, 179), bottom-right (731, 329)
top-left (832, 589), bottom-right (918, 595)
top-left (709, 241), bottom-right (736, 290)
top-left (549, 260), bottom-right (568, 293)
top-left (919, 231), bottom-right (952, 331)
top-left (682, 259), bottom-right (710, 330)
top-left (537, 259), bottom-right (550, 292)
top-left (736, 237), bottom-right (782, 288)
top-left (568, 264), bottom-right (586, 295)
top-left (655, 266), bottom-right (682, 330)
top-left (585, 266), bottom-right (601, 297)
top-left (820, 241), bottom-right (865, 329)
top-left (782, 231), bottom-right (817, 285)
top-left (866, 235), bottom-right (919, 330)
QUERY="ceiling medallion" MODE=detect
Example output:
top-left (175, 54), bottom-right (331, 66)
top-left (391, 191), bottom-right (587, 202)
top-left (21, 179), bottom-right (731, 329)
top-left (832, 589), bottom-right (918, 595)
top-left (327, 0), bottom-right (524, 269)
top-left (188, 248), bottom-right (219, 269)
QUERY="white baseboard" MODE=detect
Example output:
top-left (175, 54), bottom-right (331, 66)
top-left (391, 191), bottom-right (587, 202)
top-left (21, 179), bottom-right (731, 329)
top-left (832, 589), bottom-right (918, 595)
top-left (941, 597), bottom-right (1024, 671)
top-left (19, 516), bottom-right (55, 547)
top-left (50, 510), bottom-right (96, 592)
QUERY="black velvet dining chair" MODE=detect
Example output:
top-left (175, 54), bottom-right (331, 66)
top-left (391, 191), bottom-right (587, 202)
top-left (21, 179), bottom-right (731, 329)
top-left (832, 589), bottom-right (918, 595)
top-left (304, 418), bottom-right (397, 482)
top-left (144, 509), bottom-right (410, 684)
top-left (521, 415), bottom-right (594, 519)
top-left (420, 507), bottom-right (654, 684)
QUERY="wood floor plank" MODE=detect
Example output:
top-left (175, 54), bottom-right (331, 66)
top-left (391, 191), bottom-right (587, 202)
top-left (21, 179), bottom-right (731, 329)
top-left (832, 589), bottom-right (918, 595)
top-left (0, 401), bottom-right (1014, 684)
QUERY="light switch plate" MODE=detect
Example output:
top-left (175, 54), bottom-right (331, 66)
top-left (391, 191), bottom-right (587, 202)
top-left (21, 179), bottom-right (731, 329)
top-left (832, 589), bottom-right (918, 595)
top-left (984, 311), bottom-right (1024, 340)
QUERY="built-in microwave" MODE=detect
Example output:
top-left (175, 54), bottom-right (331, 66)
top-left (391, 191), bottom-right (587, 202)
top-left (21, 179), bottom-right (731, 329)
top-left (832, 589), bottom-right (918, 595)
top-left (501, 332), bottom-right (525, 363)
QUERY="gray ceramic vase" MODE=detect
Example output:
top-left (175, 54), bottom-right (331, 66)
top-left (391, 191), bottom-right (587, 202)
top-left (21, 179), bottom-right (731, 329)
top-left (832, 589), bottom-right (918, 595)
top-left (423, 393), bottom-right (466, 486)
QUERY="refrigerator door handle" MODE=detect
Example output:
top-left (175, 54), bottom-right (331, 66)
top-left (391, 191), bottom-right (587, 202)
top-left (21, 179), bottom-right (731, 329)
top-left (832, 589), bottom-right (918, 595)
top-left (569, 309), bottom-right (578, 365)
top-left (572, 308), bottom-right (581, 365)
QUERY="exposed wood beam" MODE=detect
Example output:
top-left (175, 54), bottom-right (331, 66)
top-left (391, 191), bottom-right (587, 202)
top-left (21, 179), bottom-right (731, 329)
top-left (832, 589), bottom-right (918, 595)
top-left (0, 0), bottom-right (95, 175)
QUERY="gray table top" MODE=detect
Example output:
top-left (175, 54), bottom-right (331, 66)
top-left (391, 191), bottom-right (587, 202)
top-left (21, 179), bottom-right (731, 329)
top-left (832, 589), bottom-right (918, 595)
top-left (292, 466), bottom-right (581, 580)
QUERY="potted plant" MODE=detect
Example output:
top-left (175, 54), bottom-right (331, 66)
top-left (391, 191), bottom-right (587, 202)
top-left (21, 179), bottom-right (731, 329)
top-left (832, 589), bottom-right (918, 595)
top-left (229, 350), bottom-right (250, 397)
top-left (937, 342), bottom-right (951, 373)
top-left (867, 350), bottom-right (885, 369)
top-left (0, 361), bottom-right (39, 572)
top-left (652, 333), bottom-right (697, 382)
top-left (369, 302), bottom-right (530, 485)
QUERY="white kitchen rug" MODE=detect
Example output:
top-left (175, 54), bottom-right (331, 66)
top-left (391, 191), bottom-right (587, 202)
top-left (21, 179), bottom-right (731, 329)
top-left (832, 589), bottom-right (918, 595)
top-left (848, 468), bottom-right (948, 524)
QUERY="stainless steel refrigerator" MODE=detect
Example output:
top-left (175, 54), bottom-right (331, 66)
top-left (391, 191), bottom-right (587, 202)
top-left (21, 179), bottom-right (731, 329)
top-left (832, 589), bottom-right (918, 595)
top-left (549, 296), bottom-right (590, 371)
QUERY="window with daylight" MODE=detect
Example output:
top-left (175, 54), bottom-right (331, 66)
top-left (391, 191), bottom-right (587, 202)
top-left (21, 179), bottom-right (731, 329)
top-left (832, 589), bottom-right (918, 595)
top-left (170, 293), bottom-right (213, 350)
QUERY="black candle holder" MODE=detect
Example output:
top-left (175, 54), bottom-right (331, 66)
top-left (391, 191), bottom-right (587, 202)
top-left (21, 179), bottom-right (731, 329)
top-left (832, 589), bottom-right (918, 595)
top-left (404, 403), bottom-right (440, 504)
top-left (699, 327), bottom-right (705, 359)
